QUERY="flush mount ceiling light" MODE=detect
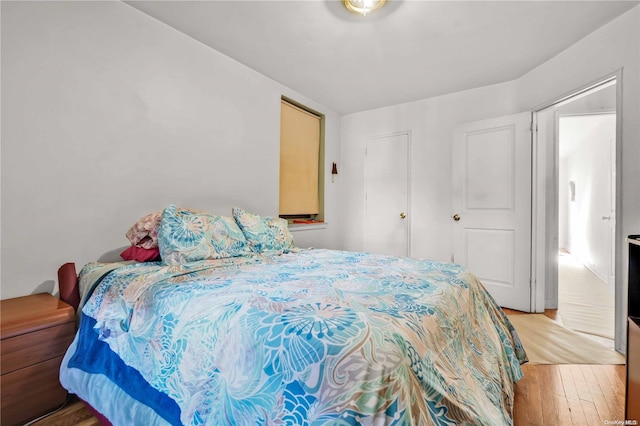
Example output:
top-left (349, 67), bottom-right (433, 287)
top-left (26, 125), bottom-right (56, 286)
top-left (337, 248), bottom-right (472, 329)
top-left (343, 0), bottom-right (386, 16)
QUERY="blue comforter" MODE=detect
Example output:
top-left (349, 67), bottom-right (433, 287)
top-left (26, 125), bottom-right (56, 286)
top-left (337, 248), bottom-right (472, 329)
top-left (60, 249), bottom-right (526, 425)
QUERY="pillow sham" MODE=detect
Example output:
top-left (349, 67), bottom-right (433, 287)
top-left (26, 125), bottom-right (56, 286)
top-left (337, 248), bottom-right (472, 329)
top-left (120, 246), bottom-right (161, 262)
top-left (125, 207), bottom-right (208, 249)
top-left (158, 204), bottom-right (251, 264)
top-left (232, 207), bottom-right (295, 255)
top-left (125, 211), bottom-right (162, 249)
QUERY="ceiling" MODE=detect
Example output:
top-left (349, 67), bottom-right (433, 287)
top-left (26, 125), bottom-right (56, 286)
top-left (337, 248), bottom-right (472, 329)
top-left (126, 0), bottom-right (638, 114)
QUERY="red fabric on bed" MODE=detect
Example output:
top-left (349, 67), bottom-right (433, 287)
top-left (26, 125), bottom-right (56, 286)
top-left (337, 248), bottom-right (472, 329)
top-left (120, 246), bottom-right (161, 262)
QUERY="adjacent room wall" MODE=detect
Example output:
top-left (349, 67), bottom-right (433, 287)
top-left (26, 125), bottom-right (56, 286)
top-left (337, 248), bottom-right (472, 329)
top-left (1, 1), bottom-right (342, 299)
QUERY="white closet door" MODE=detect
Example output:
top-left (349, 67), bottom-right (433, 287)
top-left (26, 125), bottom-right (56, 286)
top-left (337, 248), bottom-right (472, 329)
top-left (452, 112), bottom-right (532, 311)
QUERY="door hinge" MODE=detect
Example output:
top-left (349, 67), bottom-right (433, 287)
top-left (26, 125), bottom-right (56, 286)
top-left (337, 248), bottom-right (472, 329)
top-left (530, 122), bottom-right (538, 133)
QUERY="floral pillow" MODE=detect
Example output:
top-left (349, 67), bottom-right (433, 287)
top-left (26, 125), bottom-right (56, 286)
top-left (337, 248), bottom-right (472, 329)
top-left (158, 204), bottom-right (251, 264)
top-left (232, 207), bottom-right (295, 255)
top-left (125, 211), bottom-right (163, 249)
top-left (126, 207), bottom-right (208, 249)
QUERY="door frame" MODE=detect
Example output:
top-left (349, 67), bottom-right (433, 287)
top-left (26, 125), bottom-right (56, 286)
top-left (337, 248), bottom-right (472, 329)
top-left (531, 69), bottom-right (624, 351)
top-left (363, 130), bottom-right (412, 257)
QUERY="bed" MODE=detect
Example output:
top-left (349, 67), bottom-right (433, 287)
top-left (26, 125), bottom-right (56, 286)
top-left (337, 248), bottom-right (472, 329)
top-left (58, 206), bottom-right (527, 425)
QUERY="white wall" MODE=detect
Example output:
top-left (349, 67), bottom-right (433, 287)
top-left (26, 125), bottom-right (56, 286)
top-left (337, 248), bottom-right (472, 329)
top-left (340, 0), bottom-right (637, 264)
top-left (0, 1), bottom-right (342, 299)
top-left (3, 1), bottom-right (637, 306)
top-left (515, 6), bottom-right (639, 259)
top-left (342, 5), bottom-right (638, 262)
top-left (341, 81), bottom-right (518, 261)
top-left (340, 0), bottom-right (638, 261)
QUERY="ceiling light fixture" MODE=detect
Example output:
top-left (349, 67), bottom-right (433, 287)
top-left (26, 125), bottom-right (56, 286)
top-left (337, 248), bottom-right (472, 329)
top-left (343, 0), bottom-right (386, 16)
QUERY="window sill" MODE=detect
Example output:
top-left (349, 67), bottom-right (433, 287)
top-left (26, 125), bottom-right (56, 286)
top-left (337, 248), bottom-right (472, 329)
top-left (288, 223), bottom-right (328, 232)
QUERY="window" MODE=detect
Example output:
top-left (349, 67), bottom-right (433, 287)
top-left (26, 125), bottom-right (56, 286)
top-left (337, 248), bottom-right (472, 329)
top-left (279, 98), bottom-right (324, 221)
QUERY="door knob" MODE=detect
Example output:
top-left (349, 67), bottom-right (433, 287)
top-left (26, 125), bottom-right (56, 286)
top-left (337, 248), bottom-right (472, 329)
top-left (400, 212), bottom-right (406, 219)
top-left (452, 214), bottom-right (461, 222)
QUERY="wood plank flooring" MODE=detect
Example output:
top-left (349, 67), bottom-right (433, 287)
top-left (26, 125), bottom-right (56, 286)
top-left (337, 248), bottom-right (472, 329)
top-left (508, 307), bottom-right (627, 425)
top-left (514, 364), bottom-right (626, 425)
top-left (30, 309), bottom-right (627, 425)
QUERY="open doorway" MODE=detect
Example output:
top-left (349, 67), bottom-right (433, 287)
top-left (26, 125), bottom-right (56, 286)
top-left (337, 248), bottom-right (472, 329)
top-left (533, 75), bottom-right (623, 352)
top-left (558, 110), bottom-right (616, 348)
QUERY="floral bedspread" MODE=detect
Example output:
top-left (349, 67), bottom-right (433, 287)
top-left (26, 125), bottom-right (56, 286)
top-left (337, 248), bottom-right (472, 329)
top-left (60, 249), bottom-right (526, 426)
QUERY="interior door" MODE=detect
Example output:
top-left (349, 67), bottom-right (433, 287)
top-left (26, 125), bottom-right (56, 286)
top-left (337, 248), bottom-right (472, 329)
top-left (452, 112), bottom-right (532, 311)
top-left (364, 132), bottom-right (410, 257)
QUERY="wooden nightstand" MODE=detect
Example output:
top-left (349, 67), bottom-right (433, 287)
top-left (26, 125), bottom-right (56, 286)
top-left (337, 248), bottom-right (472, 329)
top-left (1, 293), bottom-right (76, 426)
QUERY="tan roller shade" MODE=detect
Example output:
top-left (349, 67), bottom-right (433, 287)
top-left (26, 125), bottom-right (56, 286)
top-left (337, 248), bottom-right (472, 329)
top-left (279, 100), bottom-right (320, 215)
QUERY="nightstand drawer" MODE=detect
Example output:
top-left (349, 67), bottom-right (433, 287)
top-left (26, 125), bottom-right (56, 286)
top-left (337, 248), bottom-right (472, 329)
top-left (1, 356), bottom-right (68, 426)
top-left (1, 322), bottom-right (75, 375)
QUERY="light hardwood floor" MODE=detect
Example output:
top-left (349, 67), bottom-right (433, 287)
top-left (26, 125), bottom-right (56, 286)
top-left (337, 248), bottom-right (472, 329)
top-left (34, 309), bottom-right (626, 425)
top-left (507, 308), bottom-right (627, 425)
top-left (514, 364), bottom-right (625, 425)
